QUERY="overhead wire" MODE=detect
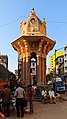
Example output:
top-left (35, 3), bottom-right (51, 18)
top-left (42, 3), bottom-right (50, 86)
top-left (0, 0), bottom-right (30, 28)
top-left (23, 0), bottom-right (30, 18)
top-left (0, 0), bottom-right (67, 28)
top-left (0, 16), bottom-right (26, 27)
top-left (0, 18), bottom-right (67, 28)
top-left (47, 20), bottom-right (67, 24)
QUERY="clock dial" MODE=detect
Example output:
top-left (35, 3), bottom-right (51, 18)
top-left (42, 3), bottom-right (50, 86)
top-left (31, 18), bottom-right (35, 24)
top-left (29, 18), bottom-right (38, 32)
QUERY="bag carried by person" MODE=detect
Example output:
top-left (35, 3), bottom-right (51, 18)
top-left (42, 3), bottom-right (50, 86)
top-left (23, 98), bottom-right (27, 107)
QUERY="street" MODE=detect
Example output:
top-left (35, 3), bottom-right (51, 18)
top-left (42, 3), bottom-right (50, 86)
top-left (6, 100), bottom-right (67, 119)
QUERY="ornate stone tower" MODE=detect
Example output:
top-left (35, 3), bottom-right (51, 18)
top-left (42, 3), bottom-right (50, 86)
top-left (11, 8), bottom-right (56, 85)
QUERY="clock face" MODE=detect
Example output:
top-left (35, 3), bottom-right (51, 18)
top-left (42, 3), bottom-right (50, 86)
top-left (29, 18), bottom-right (38, 32)
top-left (31, 18), bottom-right (35, 24)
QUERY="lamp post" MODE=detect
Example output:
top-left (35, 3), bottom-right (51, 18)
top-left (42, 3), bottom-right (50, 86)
top-left (54, 47), bottom-right (64, 92)
top-left (55, 49), bottom-right (56, 81)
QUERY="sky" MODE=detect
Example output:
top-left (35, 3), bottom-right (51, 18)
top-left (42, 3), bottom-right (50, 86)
top-left (0, 0), bottom-right (67, 73)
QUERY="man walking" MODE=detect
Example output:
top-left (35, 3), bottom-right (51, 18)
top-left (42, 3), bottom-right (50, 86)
top-left (14, 83), bottom-right (25, 117)
top-left (27, 85), bottom-right (35, 114)
top-left (1, 84), bottom-right (11, 117)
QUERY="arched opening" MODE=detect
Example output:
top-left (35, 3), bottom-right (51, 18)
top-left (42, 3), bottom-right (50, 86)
top-left (30, 52), bottom-right (37, 85)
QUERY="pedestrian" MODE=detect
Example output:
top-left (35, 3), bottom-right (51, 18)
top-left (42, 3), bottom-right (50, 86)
top-left (14, 83), bottom-right (25, 117)
top-left (41, 88), bottom-right (47, 103)
top-left (26, 84), bottom-right (35, 114)
top-left (48, 87), bottom-right (56, 104)
top-left (1, 84), bottom-right (11, 117)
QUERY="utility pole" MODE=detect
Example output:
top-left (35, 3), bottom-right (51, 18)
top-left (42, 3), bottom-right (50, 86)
top-left (54, 47), bottom-right (64, 92)
top-left (54, 49), bottom-right (56, 92)
top-left (55, 49), bottom-right (56, 81)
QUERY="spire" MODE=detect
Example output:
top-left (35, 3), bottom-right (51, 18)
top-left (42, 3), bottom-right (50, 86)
top-left (32, 8), bottom-right (34, 11)
top-left (30, 8), bottom-right (36, 15)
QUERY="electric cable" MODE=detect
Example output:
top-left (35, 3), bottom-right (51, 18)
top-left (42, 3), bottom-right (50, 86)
top-left (47, 20), bottom-right (67, 24)
top-left (0, 0), bottom-right (67, 28)
top-left (0, 0), bottom-right (30, 28)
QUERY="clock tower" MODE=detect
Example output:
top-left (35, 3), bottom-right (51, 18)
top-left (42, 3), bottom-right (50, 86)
top-left (11, 8), bottom-right (56, 85)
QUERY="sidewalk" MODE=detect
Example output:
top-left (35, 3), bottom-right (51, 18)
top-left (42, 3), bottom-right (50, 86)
top-left (61, 91), bottom-right (67, 101)
top-left (5, 100), bottom-right (67, 119)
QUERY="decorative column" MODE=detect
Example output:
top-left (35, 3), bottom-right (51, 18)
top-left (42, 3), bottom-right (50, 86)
top-left (24, 57), bottom-right (26, 82)
top-left (25, 55), bottom-right (31, 85)
top-left (41, 57), bottom-right (43, 85)
top-left (39, 56), bottom-right (42, 83)
top-left (37, 55), bottom-right (39, 84)
top-left (42, 57), bottom-right (44, 85)
top-left (25, 52), bottom-right (29, 84)
top-left (21, 59), bottom-right (23, 81)
top-left (43, 47), bottom-right (47, 85)
top-left (44, 58), bottom-right (46, 85)
top-left (28, 56), bottom-right (31, 84)
top-left (22, 54), bottom-right (26, 83)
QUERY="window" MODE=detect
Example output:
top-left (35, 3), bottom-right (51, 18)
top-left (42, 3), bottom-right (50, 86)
top-left (60, 58), bottom-right (61, 62)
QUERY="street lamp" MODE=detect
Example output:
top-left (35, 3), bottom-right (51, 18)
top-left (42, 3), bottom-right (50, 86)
top-left (54, 47), bottom-right (64, 92)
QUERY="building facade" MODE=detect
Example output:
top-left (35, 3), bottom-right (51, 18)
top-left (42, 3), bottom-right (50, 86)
top-left (50, 51), bottom-right (64, 72)
top-left (0, 55), bottom-right (8, 69)
top-left (0, 55), bottom-right (9, 90)
top-left (11, 8), bottom-right (55, 85)
top-left (64, 45), bottom-right (67, 74)
top-left (56, 55), bottom-right (64, 76)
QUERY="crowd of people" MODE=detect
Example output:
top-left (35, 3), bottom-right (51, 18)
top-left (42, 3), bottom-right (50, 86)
top-left (0, 80), bottom-right (35, 118)
top-left (0, 79), bottom-right (61, 118)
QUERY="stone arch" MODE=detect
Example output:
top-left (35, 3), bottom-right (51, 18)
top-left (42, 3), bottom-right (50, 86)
top-left (30, 52), bottom-right (37, 59)
top-left (30, 52), bottom-right (37, 85)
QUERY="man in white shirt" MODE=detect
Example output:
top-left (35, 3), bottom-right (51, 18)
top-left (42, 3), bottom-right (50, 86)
top-left (41, 89), bottom-right (47, 103)
top-left (49, 88), bottom-right (56, 104)
top-left (14, 84), bottom-right (25, 117)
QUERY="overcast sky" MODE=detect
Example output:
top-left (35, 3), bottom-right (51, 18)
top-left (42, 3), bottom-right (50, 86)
top-left (0, 0), bottom-right (67, 73)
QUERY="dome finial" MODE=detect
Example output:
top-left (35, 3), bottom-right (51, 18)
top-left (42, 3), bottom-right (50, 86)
top-left (31, 8), bottom-right (36, 15)
top-left (32, 8), bottom-right (34, 11)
